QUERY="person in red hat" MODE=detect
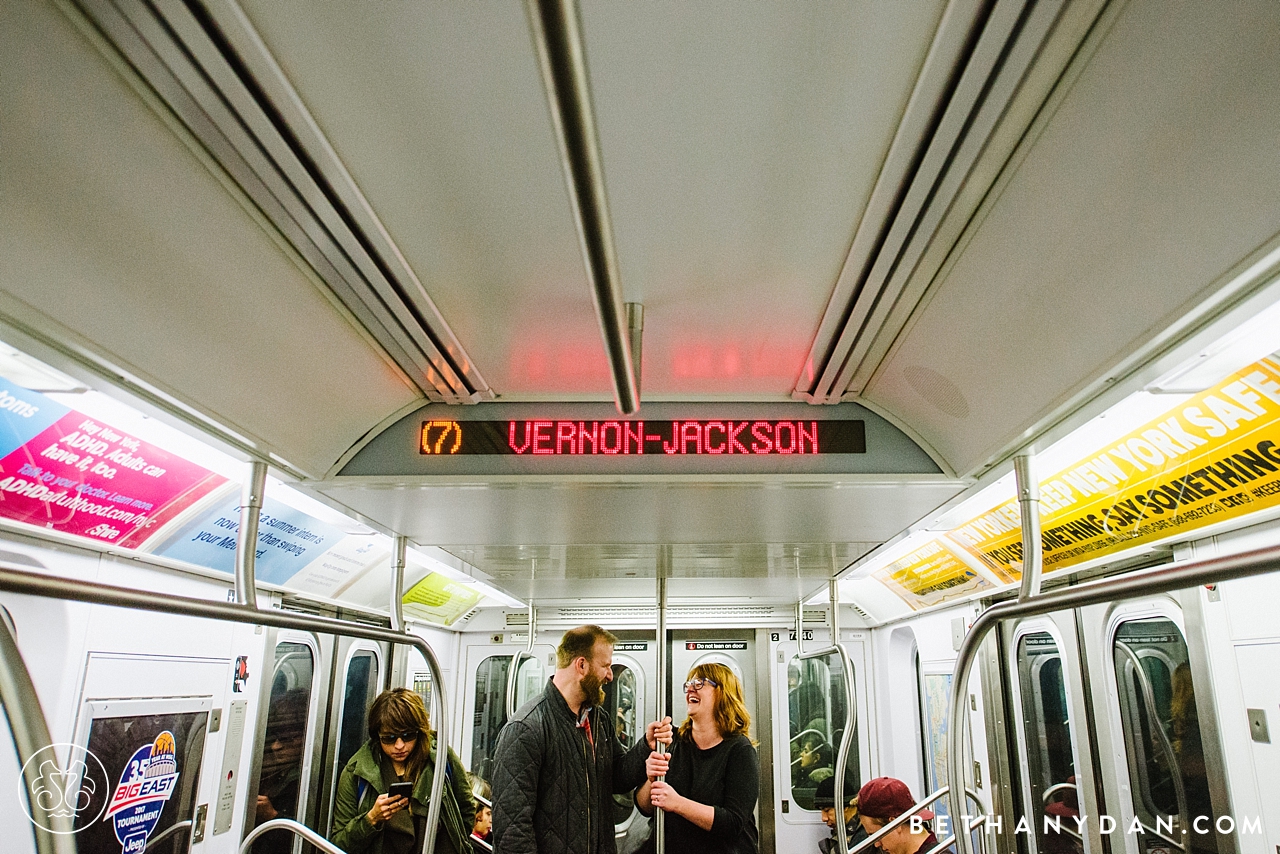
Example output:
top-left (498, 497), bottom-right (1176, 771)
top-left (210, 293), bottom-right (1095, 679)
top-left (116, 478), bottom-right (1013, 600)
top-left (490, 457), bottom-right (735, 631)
top-left (855, 777), bottom-right (946, 854)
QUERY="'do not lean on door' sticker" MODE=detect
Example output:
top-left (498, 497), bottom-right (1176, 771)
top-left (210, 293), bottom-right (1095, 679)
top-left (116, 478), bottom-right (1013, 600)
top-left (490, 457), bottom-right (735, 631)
top-left (105, 731), bottom-right (180, 853)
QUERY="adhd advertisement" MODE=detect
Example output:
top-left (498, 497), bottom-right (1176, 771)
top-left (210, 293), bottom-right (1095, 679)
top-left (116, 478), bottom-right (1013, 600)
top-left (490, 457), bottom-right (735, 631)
top-left (74, 710), bottom-right (208, 854)
top-left (0, 382), bottom-right (227, 546)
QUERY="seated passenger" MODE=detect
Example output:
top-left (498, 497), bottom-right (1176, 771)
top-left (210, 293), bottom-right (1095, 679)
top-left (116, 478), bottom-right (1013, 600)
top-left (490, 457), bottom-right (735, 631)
top-left (856, 777), bottom-right (945, 854)
top-left (637, 663), bottom-right (760, 854)
top-left (1043, 777), bottom-right (1081, 854)
top-left (470, 777), bottom-right (492, 852)
top-left (331, 688), bottom-right (475, 854)
top-left (814, 776), bottom-right (868, 854)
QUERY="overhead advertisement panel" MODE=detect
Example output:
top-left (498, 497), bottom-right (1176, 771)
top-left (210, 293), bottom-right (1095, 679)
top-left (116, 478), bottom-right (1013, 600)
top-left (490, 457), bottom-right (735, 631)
top-left (945, 354), bottom-right (1280, 580)
top-left (0, 381), bottom-right (227, 546)
top-left (341, 402), bottom-right (942, 476)
top-left (872, 539), bottom-right (997, 611)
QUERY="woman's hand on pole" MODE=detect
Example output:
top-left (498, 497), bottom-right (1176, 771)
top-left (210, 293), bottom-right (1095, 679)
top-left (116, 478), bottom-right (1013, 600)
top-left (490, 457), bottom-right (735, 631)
top-left (646, 716), bottom-right (673, 750)
top-left (646, 750), bottom-right (670, 781)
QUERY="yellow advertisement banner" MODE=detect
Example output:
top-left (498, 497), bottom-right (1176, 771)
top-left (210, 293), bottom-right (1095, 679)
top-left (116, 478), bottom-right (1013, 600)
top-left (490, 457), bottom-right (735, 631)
top-left (402, 572), bottom-right (483, 626)
top-left (946, 355), bottom-right (1280, 578)
top-left (874, 539), bottom-right (993, 610)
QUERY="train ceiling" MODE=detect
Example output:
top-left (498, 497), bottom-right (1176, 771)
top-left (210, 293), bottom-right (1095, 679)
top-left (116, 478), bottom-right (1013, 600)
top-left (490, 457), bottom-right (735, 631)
top-left (3, 0), bottom-right (1280, 604)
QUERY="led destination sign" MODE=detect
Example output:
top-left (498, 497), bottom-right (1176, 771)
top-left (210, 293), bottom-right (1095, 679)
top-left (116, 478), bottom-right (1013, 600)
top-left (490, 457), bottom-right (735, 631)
top-left (419, 419), bottom-right (865, 456)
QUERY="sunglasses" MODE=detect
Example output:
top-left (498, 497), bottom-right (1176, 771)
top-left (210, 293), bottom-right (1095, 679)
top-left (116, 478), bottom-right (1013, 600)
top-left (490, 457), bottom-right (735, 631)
top-left (378, 730), bottom-right (420, 745)
top-left (683, 677), bottom-right (719, 692)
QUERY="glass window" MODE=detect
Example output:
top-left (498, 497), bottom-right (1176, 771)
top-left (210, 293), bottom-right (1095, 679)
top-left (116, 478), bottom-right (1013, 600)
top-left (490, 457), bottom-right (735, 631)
top-left (253, 641), bottom-right (314, 854)
top-left (787, 653), bottom-right (859, 811)
top-left (1112, 619), bottom-right (1216, 854)
top-left (604, 664), bottom-right (641, 824)
top-left (470, 655), bottom-right (511, 784)
top-left (336, 651), bottom-right (379, 773)
top-left (1016, 632), bottom-right (1081, 854)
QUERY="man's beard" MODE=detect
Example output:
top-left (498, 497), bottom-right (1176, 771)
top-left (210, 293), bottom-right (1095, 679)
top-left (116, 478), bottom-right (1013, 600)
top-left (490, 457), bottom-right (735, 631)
top-left (581, 671), bottom-right (606, 707)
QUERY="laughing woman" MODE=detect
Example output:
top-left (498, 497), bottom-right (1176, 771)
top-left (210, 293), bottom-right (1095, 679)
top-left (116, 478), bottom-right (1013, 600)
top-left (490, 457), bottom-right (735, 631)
top-left (332, 688), bottom-right (475, 854)
top-left (638, 663), bottom-right (760, 854)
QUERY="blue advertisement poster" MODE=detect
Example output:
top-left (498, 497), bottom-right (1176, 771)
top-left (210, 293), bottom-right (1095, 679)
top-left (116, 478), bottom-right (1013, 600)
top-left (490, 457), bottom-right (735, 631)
top-left (154, 496), bottom-right (348, 585)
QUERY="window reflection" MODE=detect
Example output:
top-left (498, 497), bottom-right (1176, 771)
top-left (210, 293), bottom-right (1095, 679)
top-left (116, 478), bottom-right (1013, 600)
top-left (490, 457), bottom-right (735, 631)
top-left (1016, 632), bottom-right (1080, 854)
top-left (253, 641), bottom-right (313, 854)
top-left (604, 663), bottom-right (641, 825)
top-left (787, 654), bottom-right (858, 811)
top-left (1112, 619), bottom-right (1216, 854)
top-left (470, 655), bottom-right (510, 785)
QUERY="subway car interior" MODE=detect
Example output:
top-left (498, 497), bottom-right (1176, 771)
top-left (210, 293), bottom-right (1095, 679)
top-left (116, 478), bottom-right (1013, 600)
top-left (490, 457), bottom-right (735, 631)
top-left (4, 1), bottom-right (1280, 854)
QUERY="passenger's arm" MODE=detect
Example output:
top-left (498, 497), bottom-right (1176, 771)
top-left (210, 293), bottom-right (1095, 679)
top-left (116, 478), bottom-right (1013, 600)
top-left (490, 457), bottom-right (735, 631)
top-left (634, 751), bottom-right (669, 816)
top-left (650, 739), bottom-right (758, 836)
top-left (330, 767), bottom-right (380, 852)
top-left (614, 716), bottom-right (673, 793)
top-left (491, 720), bottom-right (540, 854)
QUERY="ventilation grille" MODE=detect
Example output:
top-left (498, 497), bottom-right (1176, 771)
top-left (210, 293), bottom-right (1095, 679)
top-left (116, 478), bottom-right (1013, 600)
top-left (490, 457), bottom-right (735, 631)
top-left (505, 611), bottom-right (530, 627)
top-left (848, 603), bottom-right (872, 621)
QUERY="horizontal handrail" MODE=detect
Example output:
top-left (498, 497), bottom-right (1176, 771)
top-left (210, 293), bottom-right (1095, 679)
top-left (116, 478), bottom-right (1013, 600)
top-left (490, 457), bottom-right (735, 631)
top-left (146, 820), bottom-right (193, 848)
top-left (1041, 782), bottom-right (1076, 805)
top-left (0, 563), bottom-right (451, 854)
top-left (471, 835), bottom-right (494, 853)
top-left (239, 818), bottom-right (346, 854)
top-left (947, 541), bottom-right (1280, 854)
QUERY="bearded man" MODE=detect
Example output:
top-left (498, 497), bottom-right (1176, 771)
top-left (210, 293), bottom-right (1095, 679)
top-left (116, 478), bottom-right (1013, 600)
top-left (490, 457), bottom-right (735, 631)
top-left (492, 625), bottom-right (672, 854)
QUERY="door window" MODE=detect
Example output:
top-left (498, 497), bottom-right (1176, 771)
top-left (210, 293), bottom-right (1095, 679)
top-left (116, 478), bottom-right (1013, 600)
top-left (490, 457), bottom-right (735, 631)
top-left (1112, 618), bottom-right (1215, 854)
top-left (252, 641), bottom-right (315, 854)
top-left (470, 655), bottom-right (511, 785)
top-left (604, 663), bottom-right (642, 824)
top-left (787, 653), bottom-right (859, 811)
top-left (335, 650), bottom-right (379, 774)
top-left (1016, 632), bottom-right (1081, 854)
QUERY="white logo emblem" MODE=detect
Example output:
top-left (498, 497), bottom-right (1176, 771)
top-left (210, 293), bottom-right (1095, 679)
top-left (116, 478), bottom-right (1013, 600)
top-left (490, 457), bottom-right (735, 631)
top-left (19, 743), bottom-right (109, 834)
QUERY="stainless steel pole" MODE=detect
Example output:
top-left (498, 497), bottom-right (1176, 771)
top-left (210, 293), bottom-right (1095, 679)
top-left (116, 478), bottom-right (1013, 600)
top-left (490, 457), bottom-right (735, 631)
top-left (234, 460), bottom-right (267, 608)
top-left (390, 535), bottom-right (407, 632)
top-left (0, 614), bottom-right (77, 854)
top-left (1014, 454), bottom-right (1043, 601)
top-left (655, 572), bottom-right (668, 854)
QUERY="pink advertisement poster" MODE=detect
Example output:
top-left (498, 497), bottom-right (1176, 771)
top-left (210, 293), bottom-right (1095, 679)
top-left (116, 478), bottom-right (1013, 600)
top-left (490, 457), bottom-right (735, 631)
top-left (0, 381), bottom-right (227, 547)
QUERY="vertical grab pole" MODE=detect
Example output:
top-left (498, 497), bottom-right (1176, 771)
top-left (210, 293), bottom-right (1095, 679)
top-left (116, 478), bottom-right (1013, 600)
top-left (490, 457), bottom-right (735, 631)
top-left (1015, 454), bottom-right (1043, 601)
top-left (234, 461), bottom-right (267, 608)
top-left (0, 614), bottom-right (77, 854)
top-left (390, 536), bottom-right (407, 632)
top-left (655, 572), bottom-right (668, 854)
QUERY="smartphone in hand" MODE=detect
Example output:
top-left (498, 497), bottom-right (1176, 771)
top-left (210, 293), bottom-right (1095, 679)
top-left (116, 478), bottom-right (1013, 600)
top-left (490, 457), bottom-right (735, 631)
top-left (388, 782), bottom-right (413, 800)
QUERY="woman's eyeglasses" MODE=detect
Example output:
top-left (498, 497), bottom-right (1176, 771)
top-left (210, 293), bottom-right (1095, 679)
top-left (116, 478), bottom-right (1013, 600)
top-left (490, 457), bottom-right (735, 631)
top-left (683, 677), bottom-right (718, 692)
top-left (379, 730), bottom-right (419, 745)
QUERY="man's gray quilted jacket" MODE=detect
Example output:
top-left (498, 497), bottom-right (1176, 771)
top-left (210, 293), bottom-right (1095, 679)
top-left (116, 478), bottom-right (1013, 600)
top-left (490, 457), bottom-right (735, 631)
top-left (491, 679), bottom-right (648, 854)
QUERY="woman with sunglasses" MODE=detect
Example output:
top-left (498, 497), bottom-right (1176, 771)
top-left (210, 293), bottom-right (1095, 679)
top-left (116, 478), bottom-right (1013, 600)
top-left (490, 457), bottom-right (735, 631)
top-left (332, 688), bottom-right (476, 854)
top-left (637, 663), bottom-right (760, 854)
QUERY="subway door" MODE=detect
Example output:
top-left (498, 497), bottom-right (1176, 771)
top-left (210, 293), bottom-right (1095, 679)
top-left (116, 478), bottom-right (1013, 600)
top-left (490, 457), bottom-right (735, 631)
top-left (666, 631), bottom-right (765, 847)
top-left (460, 635), bottom-right (556, 794)
top-left (1002, 613), bottom-right (1104, 854)
top-left (1077, 595), bottom-right (1234, 854)
top-left (773, 633), bottom-right (858, 854)
top-left (244, 629), bottom-right (332, 854)
top-left (604, 634), bottom-right (657, 854)
top-left (314, 638), bottom-right (387, 836)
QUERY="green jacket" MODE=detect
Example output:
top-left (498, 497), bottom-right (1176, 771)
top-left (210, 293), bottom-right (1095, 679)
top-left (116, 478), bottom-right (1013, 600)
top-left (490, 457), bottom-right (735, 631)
top-left (331, 737), bottom-right (475, 854)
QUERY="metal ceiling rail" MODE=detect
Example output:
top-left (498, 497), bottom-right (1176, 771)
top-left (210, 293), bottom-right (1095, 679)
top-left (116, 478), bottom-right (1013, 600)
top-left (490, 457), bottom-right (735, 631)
top-left (526, 0), bottom-right (641, 416)
top-left (795, 589), bottom-right (859, 854)
top-left (796, 0), bottom-right (1069, 403)
top-left (945, 541), bottom-right (1280, 854)
top-left (0, 564), bottom-right (453, 854)
top-left (66, 0), bottom-right (492, 403)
